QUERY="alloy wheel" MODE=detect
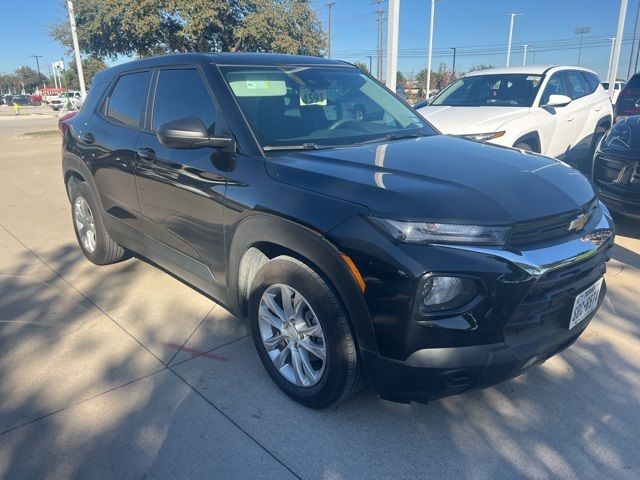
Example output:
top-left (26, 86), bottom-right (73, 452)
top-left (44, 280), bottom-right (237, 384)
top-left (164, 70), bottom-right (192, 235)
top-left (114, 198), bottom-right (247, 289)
top-left (74, 196), bottom-right (97, 253)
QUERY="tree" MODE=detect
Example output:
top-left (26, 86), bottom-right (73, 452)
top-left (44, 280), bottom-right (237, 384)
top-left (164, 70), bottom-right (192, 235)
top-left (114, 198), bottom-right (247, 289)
top-left (62, 57), bottom-right (109, 90)
top-left (51, 0), bottom-right (326, 58)
top-left (15, 66), bottom-right (48, 92)
top-left (396, 71), bottom-right (406, 86)
top-left (352, 61), bottom-right (369, 73)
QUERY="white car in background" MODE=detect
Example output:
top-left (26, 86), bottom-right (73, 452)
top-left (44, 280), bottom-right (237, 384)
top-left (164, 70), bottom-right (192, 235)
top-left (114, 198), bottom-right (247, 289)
top-left (601, 80), bottom-right (626, 104)
top-left (417, 65), bottom-right (613, 171)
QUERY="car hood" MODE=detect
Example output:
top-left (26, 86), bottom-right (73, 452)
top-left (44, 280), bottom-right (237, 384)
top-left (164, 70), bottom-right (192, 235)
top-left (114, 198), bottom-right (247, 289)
top-left (417, 105), bottom-right (530, 135)
top-left (265, 135), bottom-right (596, 224)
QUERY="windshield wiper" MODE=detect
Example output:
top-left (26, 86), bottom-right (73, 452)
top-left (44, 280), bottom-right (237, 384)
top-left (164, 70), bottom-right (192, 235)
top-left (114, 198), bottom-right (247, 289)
top-left (355, 132), bottom-right (424, 146)
top-left (263, 143), bottom-right (326, 151)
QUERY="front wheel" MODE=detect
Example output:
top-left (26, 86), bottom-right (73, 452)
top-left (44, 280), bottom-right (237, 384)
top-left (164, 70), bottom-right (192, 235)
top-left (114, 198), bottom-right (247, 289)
top-left (249, 256), bottom-right (364, 408)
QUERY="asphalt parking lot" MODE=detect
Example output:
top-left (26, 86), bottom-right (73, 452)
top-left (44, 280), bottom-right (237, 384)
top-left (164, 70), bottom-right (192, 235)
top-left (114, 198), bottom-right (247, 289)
top-left (0, 111), bottom-right (638, 480)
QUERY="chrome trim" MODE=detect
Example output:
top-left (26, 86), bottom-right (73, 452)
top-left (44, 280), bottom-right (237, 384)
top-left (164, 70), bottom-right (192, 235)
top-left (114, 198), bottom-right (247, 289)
top-left (440, 202), bottom-right (614, 278)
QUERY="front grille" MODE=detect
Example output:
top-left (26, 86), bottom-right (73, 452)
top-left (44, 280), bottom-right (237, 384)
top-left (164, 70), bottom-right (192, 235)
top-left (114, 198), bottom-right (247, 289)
top-left (508, 199), bottom-right (598, 247)
top-left (594, 152), bottom-right (640, 194)
top-left (505, 248), bottom-right (610, 333)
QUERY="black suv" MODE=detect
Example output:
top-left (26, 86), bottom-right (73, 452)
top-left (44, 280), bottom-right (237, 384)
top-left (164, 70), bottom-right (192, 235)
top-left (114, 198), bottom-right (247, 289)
top-left (62, 53), bottom-right (615, 408)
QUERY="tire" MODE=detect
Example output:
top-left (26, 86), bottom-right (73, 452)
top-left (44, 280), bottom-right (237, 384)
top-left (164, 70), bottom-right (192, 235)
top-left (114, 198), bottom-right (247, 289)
top-left (249, 255), bottom-right (364, 408)
top-left (514, 142), bottom-right (534, 152)
top-left (67, 178), bottom-right (128, 265)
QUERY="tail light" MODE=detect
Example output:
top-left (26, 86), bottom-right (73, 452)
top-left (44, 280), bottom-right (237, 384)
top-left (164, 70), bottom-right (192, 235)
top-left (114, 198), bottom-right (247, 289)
top-left (58, 111), bottom-right (78, 137)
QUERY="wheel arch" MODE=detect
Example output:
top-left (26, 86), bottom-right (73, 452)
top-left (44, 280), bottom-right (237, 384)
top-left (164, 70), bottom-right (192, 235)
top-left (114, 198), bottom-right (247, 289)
top-left (512, 131), bottom-right (541, 153)
top-left (228, 214), bottom-right (377, 353)
top-left (62, 154), bottom-right (100, 206)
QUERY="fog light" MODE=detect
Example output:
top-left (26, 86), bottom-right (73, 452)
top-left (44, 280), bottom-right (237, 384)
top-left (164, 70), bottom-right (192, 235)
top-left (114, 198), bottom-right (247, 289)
top-left (418, 275), bottom-right (478, 314)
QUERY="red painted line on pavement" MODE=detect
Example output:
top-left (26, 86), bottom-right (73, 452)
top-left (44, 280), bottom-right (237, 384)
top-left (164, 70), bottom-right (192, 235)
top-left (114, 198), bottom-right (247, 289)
top-left (163, 342), bottom-right (229, 361)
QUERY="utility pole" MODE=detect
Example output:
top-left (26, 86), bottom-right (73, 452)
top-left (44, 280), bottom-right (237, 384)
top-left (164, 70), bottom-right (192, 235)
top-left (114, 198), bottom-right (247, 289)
top-left (366, 55), bottom-right (373, 74)
top-left (324, 2), bottom-right (336, 59)
top-left (66, 1), bottom-right (86, 98)
top-left (426, 0), bottom-right (439, 98)
top-left (608, 0), bottom-right (628, 99)
top-left (386, 0), bottom-right (399, 91)
top-left (628, 0), bottom-right (640, 78)
top-left (506, 13), bottom-right (523, 67)
top-left (575, 26), bottom-right (591, 66)
top-left (522, 44), bottom-right (528, 66)
top-left (450, 47), bottom-right (456, 75)
top-left (30, 55), bottom-right (44, 89)
top-left (372, 0), bottom-right (385, 81)
top-left (607, 37), bottom-right (616, 81)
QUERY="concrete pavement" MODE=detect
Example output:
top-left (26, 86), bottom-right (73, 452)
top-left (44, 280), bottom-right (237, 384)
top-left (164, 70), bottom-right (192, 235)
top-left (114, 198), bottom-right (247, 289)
top-left (0, 115), bottom-right (638, 479)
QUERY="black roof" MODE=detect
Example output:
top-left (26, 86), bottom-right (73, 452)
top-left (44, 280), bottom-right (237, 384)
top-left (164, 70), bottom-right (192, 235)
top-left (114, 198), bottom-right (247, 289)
top-left (93, 52), bottom-right (351, 84)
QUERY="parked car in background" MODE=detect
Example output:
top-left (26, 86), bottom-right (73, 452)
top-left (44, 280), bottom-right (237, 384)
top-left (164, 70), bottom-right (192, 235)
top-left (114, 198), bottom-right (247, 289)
top-left (30, 94), bottom-right (43, 106)
top-left (601, 81), bottom-right (626, 105)
top-left (592, 116), bottom-right (640, 217)
top-left (62, 53), bottom-right (614, 408)
top-left (417, 65), bottom-right (613, 173)
top-left (614, 74), bottom-right (640, 122)
top-left (50, 91), bottom-right (83, 111)
top-left (8, 94), bottom-right (33, 106)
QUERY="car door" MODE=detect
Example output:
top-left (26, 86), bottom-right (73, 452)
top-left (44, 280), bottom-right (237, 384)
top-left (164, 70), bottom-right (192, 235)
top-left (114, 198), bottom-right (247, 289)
top-left (535, 72), bottom-right (574, 158)
top-left (135, 66), bottom-right (229, 298)
top-left (562, 70), bottom-right (597, 160)
top-left (78, 70), bottom-right (151, 249)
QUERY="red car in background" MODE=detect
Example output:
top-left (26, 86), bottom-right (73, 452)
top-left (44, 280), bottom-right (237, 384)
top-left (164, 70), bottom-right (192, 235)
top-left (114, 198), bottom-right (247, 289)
top-left (58, 111), bottom-right (77, 136)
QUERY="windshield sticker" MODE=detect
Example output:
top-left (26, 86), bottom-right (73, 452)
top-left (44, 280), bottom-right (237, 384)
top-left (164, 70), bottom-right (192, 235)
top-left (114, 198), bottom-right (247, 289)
top-left (300, 87), bottom-right (327, 106)
top-left (228, 78), bottom-right (286, 97)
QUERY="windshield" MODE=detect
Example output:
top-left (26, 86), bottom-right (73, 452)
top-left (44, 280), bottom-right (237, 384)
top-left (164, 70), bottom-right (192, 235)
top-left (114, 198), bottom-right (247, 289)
top-left (430, 73), bottom-right (543, 107)
top-left (220, 65), bottom-right (435, 150)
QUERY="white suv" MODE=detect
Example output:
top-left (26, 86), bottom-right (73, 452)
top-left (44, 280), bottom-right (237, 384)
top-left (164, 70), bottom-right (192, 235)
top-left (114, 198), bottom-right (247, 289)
top-left (417, 66), bottom-right (613, 171)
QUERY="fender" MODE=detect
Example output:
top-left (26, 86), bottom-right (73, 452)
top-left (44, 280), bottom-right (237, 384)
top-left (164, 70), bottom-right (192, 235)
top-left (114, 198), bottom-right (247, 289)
top-left (62, 153), bottom-right (102, 207)
top-left (226, 214), bottom-right (378, 353)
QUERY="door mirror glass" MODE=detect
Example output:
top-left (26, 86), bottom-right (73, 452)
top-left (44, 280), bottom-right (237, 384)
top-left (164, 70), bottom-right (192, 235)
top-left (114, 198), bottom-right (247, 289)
top-left (157, 117), bottom-right (233, 149)
top-left (542, 94), bottom-right (572, 108)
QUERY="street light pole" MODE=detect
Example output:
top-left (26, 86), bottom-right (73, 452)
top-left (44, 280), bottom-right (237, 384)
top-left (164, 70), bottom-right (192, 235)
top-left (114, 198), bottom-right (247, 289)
top-left (575, 26), bottom-right (591, 66)
top-left (450, 47), bottom-right (456, 75)
top-left (324, 2), bottom-right (336, 59)
top-left (506, 13), bottom-right (522, 67)
top-left (66, 1), bottom-right (86, 98)
top-left (426, 0), bottom-right (439, 98)
top-left (30, 55), bottom-right (44, 89)
top-left (607, 37), bottom-right (616, 81)
top-left (608, 0), bottom-right (629, 99)
top-left (522, 44), bottom-right (528, 66)
top-left (386, 0), bottom-right (400, 91)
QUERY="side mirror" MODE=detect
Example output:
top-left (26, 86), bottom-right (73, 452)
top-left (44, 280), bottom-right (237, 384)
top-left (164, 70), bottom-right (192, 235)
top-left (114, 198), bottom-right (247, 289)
top-left (157, 117), bottom-right (234, 150)
top-left (541, 94), bottom-right (572, 108)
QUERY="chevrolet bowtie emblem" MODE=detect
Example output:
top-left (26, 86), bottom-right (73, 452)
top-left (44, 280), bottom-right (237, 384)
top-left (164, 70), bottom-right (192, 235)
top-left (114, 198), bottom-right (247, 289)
top-left (568, 213), bottom-right (589, 232)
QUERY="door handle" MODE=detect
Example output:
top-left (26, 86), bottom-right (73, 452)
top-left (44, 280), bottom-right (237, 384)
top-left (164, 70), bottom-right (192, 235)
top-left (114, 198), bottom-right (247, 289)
top-left (595, 105), bottom-right (602, 111)
top-left (136, 147), bottom-right (156, 163)
top-left (78, 132), bottom-right (95, 144)
top-left (568, 115), bottom-right (575, 122)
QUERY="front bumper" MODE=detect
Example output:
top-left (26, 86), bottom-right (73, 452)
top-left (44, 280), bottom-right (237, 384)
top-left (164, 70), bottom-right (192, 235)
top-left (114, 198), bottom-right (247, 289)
top-left (354, 203), bottom-right (615, 403)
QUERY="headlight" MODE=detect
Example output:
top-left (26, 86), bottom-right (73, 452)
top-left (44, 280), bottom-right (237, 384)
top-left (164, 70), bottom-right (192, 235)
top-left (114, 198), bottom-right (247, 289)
top-left (372, 218), bottom-right (511, 246)
top-left (416, 275), bottom-right (480, 314)
top-left (460, 131), bottom-right (506, 142)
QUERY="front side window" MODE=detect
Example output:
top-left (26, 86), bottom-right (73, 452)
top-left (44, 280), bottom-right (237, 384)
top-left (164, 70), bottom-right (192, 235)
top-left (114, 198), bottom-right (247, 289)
top-left (540, 73), bottom-right (568, 105)
top-left (564, 71), bottom-right (590, 99)
top-left (106, 71), bottom-right (151, 128)
top-left (152, 68), bottom-right (218, 133)
top-left (220, 65), bottom-right (435, 149)
top-left (430, 74), bottom-right (543, 107)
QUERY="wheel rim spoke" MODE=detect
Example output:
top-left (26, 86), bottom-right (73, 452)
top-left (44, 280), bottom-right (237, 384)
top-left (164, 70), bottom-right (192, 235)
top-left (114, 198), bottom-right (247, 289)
top-left (74, 196), bottom-right (97, 253)
top-left (258, 283), bottom-right (326, 387)
top-left (299, 338), bottom-right (326, 361)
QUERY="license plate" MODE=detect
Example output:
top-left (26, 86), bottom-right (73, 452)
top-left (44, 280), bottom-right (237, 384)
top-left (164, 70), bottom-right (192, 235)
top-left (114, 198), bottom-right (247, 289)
top-left (569, 278), bottom-right (603, 329)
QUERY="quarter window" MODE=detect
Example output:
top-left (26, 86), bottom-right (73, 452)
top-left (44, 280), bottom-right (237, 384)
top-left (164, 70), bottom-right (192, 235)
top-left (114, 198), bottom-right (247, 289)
top-left (152, 68), bottom-right (218, 133)
top-left (106, 71), bottom-right (151, 128)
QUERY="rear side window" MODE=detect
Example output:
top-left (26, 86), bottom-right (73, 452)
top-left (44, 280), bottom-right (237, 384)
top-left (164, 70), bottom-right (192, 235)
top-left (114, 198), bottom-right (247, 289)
top-left (152, 68), bottom-right (218, 132)
top-left (564, 71), bottom-right (590, 99)
top-left (106, 71), bottom-right (151, 128)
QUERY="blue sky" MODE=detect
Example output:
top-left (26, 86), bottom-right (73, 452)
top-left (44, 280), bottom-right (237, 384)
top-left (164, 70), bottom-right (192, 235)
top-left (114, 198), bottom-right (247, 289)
top-left (3, 0), bottom-right (639, 81)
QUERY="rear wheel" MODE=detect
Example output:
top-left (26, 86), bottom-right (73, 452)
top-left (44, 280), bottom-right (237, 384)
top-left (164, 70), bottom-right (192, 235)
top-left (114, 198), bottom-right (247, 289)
top-left (67, 179), bottom-right (128, 265)
top-left (514, 141), bottom-right (534, 152)
top-left (249, 256), bottom-right (364, 408)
